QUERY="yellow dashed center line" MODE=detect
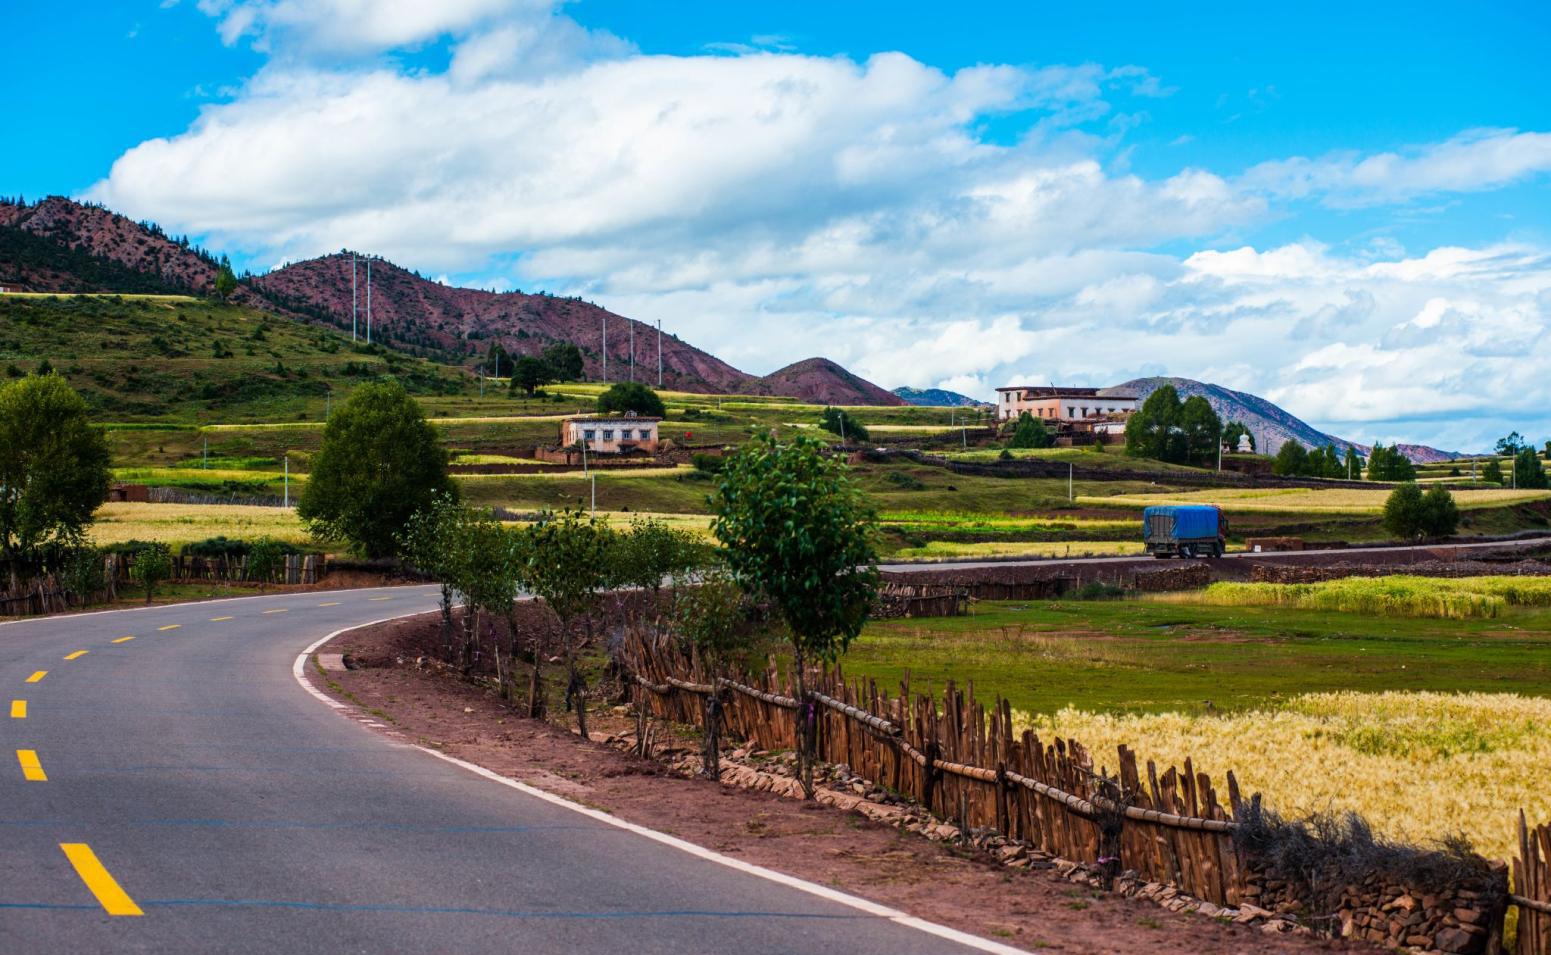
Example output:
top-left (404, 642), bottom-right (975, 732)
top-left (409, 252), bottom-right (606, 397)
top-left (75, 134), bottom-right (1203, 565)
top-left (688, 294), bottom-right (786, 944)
top-left (25, 671), bottom-right (47, 683)
top-left (64, 650), bottom-right (88, 661)
top-left (317, 601), bottom-right (341, 607)
top-left (158, 624), bottom-right (180, 631)
top-left (111, 636), bottom-right (134, 644)
top-left (60, 844), bottom-right (143, 917)
top-left (9, 700), bottom-right (25, 719)
top-left (209, 616), bottom-right (234, 622)
top-left (369, 596), bottom-right (393, 602)
top-left (261, 608), bottom-right (289, 615)
top-left (17, 749), bottom-right (46, 781)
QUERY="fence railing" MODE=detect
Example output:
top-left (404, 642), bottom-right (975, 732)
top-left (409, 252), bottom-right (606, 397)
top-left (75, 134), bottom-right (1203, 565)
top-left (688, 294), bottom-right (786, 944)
top-left (1517, 813), bottom-right (1551, 955)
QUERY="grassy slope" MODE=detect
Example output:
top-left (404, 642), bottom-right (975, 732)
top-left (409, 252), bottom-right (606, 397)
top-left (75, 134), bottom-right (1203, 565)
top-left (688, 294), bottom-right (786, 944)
top-left (844, 599), bottom-right (1551, 716)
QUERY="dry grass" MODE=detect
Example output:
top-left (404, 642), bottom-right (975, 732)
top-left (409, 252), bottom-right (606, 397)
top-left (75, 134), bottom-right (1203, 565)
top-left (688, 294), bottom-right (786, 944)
top-left (1151, 575), bottom-right (1551, 619)
top-left (893, 540), bottom-right (1147, 560)
top-left (1020, 691), bottom-right (1551, 862)
top-left (89, 502), bottom-right (313, 548)
top-left (1081, 486), bottom-right (1551, 514)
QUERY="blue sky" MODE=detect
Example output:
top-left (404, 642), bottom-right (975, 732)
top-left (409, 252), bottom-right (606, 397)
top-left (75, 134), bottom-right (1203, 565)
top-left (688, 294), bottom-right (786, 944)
top-left (8, 1), bottom-right (1551, 450)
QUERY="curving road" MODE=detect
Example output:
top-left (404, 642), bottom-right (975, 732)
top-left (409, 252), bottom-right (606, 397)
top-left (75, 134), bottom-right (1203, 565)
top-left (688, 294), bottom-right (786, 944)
top-left (0, 586), bottom-right (1016, 954)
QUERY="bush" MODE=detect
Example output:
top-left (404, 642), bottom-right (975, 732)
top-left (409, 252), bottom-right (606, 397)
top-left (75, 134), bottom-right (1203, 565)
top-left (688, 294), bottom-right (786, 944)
top-left (597, 382), bottom-right (666, 418)
top-left (691, 453), bottom-right (724, 474)
top-left (1008, 412), bottom-right (1052, 449)
top-left (130, 542), bottom-right (173, 604)
top-left (1382, 482), bottom-right (1427, 539)
top-left (818, 406), bottom-right (868, 442)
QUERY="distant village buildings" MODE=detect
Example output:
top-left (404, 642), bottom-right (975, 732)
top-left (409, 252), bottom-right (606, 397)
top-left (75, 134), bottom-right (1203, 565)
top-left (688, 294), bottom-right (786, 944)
top-left (0, 280), bottom-right (26, 294)
top-left (559, 412), bottom-right (661, 455)
top-left (995, 386), bottom-right (1139, 443)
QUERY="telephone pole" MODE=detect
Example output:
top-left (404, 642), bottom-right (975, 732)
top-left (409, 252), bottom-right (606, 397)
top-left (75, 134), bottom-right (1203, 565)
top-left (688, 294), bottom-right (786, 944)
top-left (365, 258), bottom-right (372, 345)
top-left (351, 254), bottom-right (358, 341)
top-left (601, 317), bottom-right (607, 381)
top-left (657, 320), bottom-right (663, 387)
top-left (629, 322), bottom-right (635, 382)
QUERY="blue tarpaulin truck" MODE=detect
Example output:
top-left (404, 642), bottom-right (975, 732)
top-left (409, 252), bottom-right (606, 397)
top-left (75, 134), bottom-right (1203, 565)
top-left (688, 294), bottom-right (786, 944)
top-left (1142, 505), bottom-right (1227, 558)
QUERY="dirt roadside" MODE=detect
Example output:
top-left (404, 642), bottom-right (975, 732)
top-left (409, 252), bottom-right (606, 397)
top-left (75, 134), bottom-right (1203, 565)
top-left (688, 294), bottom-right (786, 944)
top-left (312, 613), bottom-right (1360, 955)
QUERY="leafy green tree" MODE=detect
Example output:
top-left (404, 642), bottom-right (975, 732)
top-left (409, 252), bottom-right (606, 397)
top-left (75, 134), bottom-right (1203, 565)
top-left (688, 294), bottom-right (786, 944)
top-left (298, 378), bottom-right (455, 558)
top-left (1125, 385), bottom-right (1186, 463)
top-left (398, 491), bottom-right (465, 658)
top-left (58, 545), bottom-right (106, 607)
top-left (523, 510), bottom-right (616, 736)
top-left (1382, 482), bottom-right (1427, 540)
top-left (0, 373), bottom-right (113, 572)
top-left (1008, 412), bottom-right (1053, 449)
top-left (1421, 484), bottom-right (1460, 538)
top-left (1178, 396), bottom-right (1222, 465)
top-left (1344, 446), bottom-right (1365, 480)
top-left (485, 342), bottom-right (511, 379)
top-left (509, 355), bottom-right (553, 396)
top-left (818, 406), bottom-right (869, 443)
top-left (542, 342), bottom-right (585, 382)
top-left (212, 256), bottom-right (237, 302)
top-left (130, 542), bottom-right (173, 604)
top-left (443, 509), bottom-right (523, 679)
top-left (712, 432), bottom-right (878, 798)
top-left (597, 381), bottom-right (666, 418)
top-left (1272, 441), bottom-right (1310, 477)
top-left (1367, 443), bottom-right (1417, 481)
top-left (1514, 447), bottom-right (1549, 489)
top-left (1495, 432), bottom-right (1526, 457)
top-left (1482, 459), bottom-right (1504, 485)
top-left (246, 537), bottom-right (286, 590)
top-left (610, 517), bottom-right (702, 597)
top-left (1317, 445), bottom-right (1345, 479)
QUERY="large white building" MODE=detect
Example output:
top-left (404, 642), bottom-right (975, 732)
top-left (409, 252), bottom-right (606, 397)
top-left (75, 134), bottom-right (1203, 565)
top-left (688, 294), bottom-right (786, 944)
top-left (559, 413), bottom-right (661, 454)
top-left (995, 387), bottom-right (1137, 423)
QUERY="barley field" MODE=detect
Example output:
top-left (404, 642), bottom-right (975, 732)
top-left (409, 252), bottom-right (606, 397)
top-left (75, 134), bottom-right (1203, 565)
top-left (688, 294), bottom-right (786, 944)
top-left (1153, 575), bottom-right (1551, 619)
top-left (1081, 486), bottom-right (1551, 514)
top-left (1021, 691), bottom-right (1551, 862)
top-left (892, 540), bottom-right (1147, 560)
top-left (89, 502), bottom-right (313, 548)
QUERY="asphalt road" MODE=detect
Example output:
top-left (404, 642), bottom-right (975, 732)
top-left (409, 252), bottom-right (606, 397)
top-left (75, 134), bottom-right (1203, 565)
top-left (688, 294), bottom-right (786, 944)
top-left (0, 586), bottom-right (1014, 954)
top-left (877, 533), bottom-right (1551, 572)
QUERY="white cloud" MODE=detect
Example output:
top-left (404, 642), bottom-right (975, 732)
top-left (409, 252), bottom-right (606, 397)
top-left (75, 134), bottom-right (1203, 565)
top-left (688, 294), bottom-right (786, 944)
top-left (1243, 127), bottom-right (1551, 207)
top-left (196, 0), bottom-right (546, 54)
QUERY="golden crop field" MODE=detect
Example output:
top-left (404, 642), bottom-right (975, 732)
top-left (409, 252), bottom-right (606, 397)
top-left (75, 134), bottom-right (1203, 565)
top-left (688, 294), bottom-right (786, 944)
top-left (1152, 575), bottom-right (1551, 619)
top-left (1081, 486), bottom-right (1551, 514)
top-left (892, 540), bottom-right (1147, 560)
top-left (89, 502), bottom-right (314, 548)
top-left (1020, 691), bottom-right (1551, 862)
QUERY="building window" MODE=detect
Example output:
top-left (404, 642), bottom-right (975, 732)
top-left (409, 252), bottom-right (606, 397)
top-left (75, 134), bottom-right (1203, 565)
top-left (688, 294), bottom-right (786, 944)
top-left (603, 430), bottom-right (614, 440)
top-left (1067, 407), bottom-right (1075, 417)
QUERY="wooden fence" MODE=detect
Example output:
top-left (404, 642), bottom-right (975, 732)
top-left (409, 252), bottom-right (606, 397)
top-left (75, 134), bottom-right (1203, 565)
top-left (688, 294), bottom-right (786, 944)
top-left (2, 553), bottom-right (327, 617)
top-left (1517, 813), bottom-right (1551, 955)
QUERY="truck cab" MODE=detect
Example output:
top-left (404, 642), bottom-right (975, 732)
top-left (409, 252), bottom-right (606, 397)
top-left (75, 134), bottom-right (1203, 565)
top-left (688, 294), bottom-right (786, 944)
top-left (1142, 504), bottom-right (1227, 558)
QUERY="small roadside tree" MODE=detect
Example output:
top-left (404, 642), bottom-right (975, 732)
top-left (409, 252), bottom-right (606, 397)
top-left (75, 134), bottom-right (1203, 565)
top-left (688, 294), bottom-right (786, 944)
top-left (298, 378), bottom-right (456, 558)
top-left (818, 406), bottom-right (869, 443)
top-left (712, 432), bottom-right (878, 798)
top-left (131, 543), bottom-right (173, 604)
top-left (1382, 482), bottom-right (1427, 540)
top-left (1272, 441), bottom-right (1310, 477)
top-left (597, 382), bottom-right (666, 418)
top-left (398, 491), bottom-right (465, 658)
top-left (541, 342), bottom-right (585, 382)
top-left (0, 373), bottom-right (113, 577)
top-left (523, 510), bottom-right (616, 737)
top-left (246, 537), bottom-right (286, 590)
top-left (1008, 412), bottom-right (1053, 449)
top-left (1421, 484), bottom-right (1460, 538)
top-left (1514, 447), bottom-right (1549, 489)
top-left (509, 355), bottom-right (553, 396)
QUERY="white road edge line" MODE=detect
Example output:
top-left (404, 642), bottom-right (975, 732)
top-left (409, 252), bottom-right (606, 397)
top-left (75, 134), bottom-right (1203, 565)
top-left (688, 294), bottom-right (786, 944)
top-left (0, 584), bottom-right (442, 630)
top-left (292, 613), bottom-right (1029, 955)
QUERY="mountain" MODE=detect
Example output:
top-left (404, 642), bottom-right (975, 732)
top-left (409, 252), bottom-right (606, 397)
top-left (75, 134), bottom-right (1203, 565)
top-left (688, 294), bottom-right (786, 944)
top-left (0, 196), bottom-right (905, 405)
top-left (892, 386), bottom-right (985, 407)
top-left (1102, 377), bottom-right (1462, 463)
top-left (755, 358), bottom-right (907, 406)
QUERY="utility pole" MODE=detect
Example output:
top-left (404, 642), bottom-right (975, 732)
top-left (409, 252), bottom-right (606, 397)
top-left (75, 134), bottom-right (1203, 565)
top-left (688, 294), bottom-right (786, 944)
top-left (590, 473), bottom-right (597, 516)
top-left (629, 322), bottom-right (635, 382)
top-left (325, 390), bottom-right (331, 420)
top-left (602, 317), bottom-right (607, 381)
top-left (1217, 421), bottom-right (1223, 473)
top-left (657, 320), bottom-right (662, 387)
top-left (351, 254), bottom-right (358, 341)
top-left (202, 436), bottom-right (208, 469)
top-left (283, 455), bottom-right (290, 508)
top-left (1068, 462), bottom-right (1074, 502)
top-left (365, 258), bottom-right (372, 345)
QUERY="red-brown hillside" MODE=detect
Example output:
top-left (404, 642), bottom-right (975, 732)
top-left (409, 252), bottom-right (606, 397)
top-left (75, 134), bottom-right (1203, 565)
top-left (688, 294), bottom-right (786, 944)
top-left (754, 357), bottom-right (907, 406)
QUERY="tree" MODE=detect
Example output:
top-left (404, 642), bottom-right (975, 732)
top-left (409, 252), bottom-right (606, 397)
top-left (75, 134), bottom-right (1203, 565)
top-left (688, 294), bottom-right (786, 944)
top-left (1367, 443), bottom-right (1417, 482)
top-left (523, 510), bottom-right (616, 738)
top-left (1514, 447), bottom-right (1550, 489)
top-left (818, 406), bottom-right (869, 443)
top-left (597, 382), bottom-right (666, 418)
top-left (485, 342), bottom-right (511, 379)
top-left (1178, 396), bottom-right (1222, 465)
top-left (541, 342), bottom-right (585, 382)
top-left (1495, 432), bottom-right (1527, 457)
top-left (130, 542), bottom-right (173, 604)
top-left (398, 491), bottom-right (464, 660)
top-left (212, 256), bottom-right (237, 302)
top-left (1008, 412), bottom-right (1053, 449)
top-left (610, 517), bottom-right (701, 598)
top-left (1125, 385), bottom-right (1186, 463)
top-left (298, 378), bottom-right (456, 558)
top-left (1272, 441), bottom-right (1310, 477)
top-left (509, 355), bottom-right (553, 396)
top-left (1483, 459), bottom-right (1504, 485)
top-left (1382, 482), bottom-right (1428, 540)
top-left (246, 537), bottom-right (286, 590)
top-left (1344, 446), bottom-right (1365, 480)
top-left (712, 432), bottom-right (878, 798)
top-left (0, 373), bottom-right (113, 573)
top-left (1421, 484), bottom-right (1460, 538)
top-left (1317, 445), bottom-right (1344, 479)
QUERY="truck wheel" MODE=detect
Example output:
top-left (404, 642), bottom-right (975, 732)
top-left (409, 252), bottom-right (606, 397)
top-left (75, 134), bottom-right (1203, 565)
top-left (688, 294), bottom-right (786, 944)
top-left (1181, 544), bottom-right (1195, 559)
top-left (1213, 542), bottom-right (1224, 558)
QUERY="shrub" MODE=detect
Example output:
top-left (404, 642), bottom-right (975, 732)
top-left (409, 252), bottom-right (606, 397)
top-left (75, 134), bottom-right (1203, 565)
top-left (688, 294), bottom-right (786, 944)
top-left (597, 382), bottom-right (665, 418)
top-left (1382, 482), bottom-right (1427, 539)
top-left (818, 406), bottom-right (868, 442)
top-left (691, 453), bottom-right (724, 474)
top-left (1008, 412), bottom-right (1052, 449)
top-left (130, 542), bottom-right (173, 604)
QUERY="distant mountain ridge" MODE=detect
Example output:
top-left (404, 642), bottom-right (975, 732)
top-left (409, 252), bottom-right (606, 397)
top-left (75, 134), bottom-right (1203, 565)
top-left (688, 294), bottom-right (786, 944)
top-left (0, 195), bottom-right (904, 406)
top-left (892, 386), bottom-right (984, 407)
top-left (1102, 377), bottom-right (1462, 464)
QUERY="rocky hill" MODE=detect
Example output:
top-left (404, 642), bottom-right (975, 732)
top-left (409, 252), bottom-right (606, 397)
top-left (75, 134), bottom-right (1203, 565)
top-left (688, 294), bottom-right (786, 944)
top-left (892, 386), bottom-right (984, 407)
top-left (755, 358), bottom-right (906, 406)
top-left (1102, 377), bottom-right (1461, 463)
top-left (0, 196), bottom-right (904, 405)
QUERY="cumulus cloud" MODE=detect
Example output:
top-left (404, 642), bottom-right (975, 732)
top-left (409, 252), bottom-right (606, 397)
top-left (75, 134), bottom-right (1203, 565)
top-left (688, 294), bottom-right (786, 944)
top-left (88, 4), bottom-right (1551, 450)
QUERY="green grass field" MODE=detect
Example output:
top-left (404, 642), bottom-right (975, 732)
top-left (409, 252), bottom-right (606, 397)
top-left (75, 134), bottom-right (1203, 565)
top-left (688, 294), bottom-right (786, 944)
top-left (842, 598), bottom-right (1551, 716)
